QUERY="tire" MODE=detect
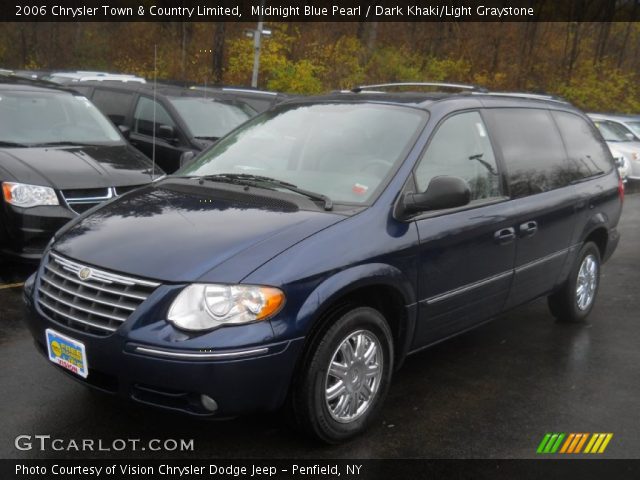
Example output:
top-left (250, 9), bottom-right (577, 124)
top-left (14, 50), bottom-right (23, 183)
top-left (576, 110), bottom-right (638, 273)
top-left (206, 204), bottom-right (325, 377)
top-left (548, 241), bottom-right (601, 323)
top-left (291, 306), bottom-right (394, 444)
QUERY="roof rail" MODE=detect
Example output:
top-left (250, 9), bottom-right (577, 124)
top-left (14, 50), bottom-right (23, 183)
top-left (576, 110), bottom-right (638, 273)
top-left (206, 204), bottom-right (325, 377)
top-left (474, 91), bottom-right (569, 104)
top-left (351, 82), bottom-right (488, 93)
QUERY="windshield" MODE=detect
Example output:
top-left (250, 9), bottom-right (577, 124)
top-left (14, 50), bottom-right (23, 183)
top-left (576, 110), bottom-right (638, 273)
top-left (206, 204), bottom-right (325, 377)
top-left (594, 120), bottom-right (631, 142)
top-left (0, 91), bottom-right (122, 146)
top-left (178, 103), bottom-right (427, 205)
top-left (168, 97), bottom-right (255, 138)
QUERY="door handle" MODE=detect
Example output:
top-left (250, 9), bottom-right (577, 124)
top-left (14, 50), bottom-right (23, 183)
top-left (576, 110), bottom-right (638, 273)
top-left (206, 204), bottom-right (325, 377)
top-left (494, 227), bottom-right (516, 245)
top-left (519, 221), bottom-right (538, 238)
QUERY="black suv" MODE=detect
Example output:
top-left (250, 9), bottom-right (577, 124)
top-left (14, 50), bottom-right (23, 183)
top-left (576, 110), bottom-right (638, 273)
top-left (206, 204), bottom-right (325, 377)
top-left (23, 83), bottom-right (622, 442)
top-left (70, 82), bottom-right (256, 173)
top-left (0, 76), bottom-right (161, 260)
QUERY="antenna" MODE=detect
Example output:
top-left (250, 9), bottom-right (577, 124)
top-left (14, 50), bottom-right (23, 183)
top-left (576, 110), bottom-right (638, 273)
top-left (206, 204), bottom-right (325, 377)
top-left (152, 44), bottom-right (157, 179)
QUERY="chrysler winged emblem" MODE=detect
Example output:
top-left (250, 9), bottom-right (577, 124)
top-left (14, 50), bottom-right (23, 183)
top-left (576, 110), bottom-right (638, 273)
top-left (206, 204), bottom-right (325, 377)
top-left (77, 267), bottom-right (92, 281)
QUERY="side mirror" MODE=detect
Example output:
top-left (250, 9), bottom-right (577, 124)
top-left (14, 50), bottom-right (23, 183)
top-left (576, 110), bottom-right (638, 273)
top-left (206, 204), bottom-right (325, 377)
top-left (625, 132), bottom-right (635, 141)
top-left (117, 125), bottom-right (131, 139)
top-left (157, 124), bottom-right (176, 141)
top-left (403, 176), bottom-right (471, 214)
top-left (180, 150), bottom-right (196, 168)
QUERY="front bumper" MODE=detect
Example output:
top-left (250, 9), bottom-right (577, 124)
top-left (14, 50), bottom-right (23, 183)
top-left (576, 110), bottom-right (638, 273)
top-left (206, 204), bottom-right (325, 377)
top-left (1, 204), bottom-right (74, 260)
top-left (23, 275), bottom-right (304, 416)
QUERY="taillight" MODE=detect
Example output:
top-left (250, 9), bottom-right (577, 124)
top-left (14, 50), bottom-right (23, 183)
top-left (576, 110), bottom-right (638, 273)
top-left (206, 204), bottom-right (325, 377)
top-left (618, 177), bottom-right (625, 204)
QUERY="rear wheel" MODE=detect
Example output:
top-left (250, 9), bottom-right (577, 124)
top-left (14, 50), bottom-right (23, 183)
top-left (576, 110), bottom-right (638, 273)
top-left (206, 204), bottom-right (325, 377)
top-left (548, 241), bottom-right (601, 322)
top-left (291, 306), bottom-right (393, 443)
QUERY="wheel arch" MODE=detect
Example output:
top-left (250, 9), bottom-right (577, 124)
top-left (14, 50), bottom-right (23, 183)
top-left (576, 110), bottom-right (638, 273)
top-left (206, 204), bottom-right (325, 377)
top-left (293, 263), bottom-right (417, 373)
top-left (584, 226), bottom-right (608, 260)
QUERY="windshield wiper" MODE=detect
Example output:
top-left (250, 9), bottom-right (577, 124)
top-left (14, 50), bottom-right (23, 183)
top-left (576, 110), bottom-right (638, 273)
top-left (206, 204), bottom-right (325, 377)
top-left (195, 173), bottom-right (333, 211)
top-left (0, 140), bottom-right (29, 147)
top-left (194, 136), bottom-right (219, 141)
top-left (30, 141), bottom-right (97, 147)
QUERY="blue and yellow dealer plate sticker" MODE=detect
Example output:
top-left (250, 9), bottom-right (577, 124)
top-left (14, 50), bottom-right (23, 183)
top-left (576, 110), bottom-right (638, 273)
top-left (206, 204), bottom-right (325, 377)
top-left (45, 329), bottom-right (88, 378)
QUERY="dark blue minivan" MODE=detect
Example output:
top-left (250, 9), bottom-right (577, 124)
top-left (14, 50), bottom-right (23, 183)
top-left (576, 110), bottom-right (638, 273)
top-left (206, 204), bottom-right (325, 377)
top-left (24, 84), bottom-right (623, 443)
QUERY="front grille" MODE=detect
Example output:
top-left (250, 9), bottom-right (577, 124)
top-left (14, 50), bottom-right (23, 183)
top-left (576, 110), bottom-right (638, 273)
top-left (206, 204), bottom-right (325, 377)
top-left (61, 185), bottom-right (143, 214)
top-left (37, 252), bottom-right (160, 336)
top-left (61, 187), bottom-right (113, 214)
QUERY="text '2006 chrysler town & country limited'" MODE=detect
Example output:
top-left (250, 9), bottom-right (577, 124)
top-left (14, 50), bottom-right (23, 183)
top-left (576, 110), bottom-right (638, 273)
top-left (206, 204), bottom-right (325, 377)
top-left (23, 84), bottom-right (623, 443)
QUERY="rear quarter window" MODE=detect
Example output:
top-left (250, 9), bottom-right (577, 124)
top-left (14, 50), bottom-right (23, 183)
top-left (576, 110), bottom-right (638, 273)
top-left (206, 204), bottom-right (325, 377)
top-left (552, 111), bottom-right (613, 181)
top-left (486, 108), bottom-right (570, 198)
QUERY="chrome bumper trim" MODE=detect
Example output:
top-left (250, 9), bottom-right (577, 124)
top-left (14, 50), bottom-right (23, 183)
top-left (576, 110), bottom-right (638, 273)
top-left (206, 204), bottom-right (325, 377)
top-left (133, 346), bottom-right (269, 360)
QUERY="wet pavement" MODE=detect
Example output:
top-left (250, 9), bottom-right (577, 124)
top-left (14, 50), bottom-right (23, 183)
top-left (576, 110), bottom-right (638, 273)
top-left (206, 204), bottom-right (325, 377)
top-left (1, 193), bottom-right (639, 459)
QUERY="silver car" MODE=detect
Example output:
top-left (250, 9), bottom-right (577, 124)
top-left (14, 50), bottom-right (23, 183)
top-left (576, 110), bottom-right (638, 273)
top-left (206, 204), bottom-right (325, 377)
top-left (588, 114), bottom-right (640, 180)
top-left (589, 113), bottom-right (640, 140)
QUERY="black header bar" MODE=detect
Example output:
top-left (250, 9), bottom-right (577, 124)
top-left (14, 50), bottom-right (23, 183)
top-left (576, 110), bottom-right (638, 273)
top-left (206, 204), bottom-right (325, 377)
top-left (4, 0), bottom-right (640, 22)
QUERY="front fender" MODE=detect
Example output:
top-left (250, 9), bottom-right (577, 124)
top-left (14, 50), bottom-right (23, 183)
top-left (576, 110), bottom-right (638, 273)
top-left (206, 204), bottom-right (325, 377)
top-left (270, 263), bottom-right (417, 348)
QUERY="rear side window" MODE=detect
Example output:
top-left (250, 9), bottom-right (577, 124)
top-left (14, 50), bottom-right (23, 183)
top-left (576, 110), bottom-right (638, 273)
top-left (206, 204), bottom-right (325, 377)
top-left (487, 108), bottom-right (568, 198)
top-left (133, 96), bottom-right (176, 136)
top-left (91, 89), bottom-right (134, 126)
top-left (552, 111), bottom-right (613, 180)
top-left (415, 111), bottom-right (502, 203)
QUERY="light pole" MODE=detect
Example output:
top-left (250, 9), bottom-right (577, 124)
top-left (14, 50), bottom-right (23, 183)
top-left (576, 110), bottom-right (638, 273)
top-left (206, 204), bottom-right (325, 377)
top-left (251, 17), bottom-right (263, 88)
top-left (246, 0), bottom-right (271, 88)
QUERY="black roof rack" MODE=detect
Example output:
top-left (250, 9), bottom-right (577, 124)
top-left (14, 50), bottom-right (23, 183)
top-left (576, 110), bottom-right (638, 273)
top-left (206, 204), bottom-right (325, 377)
top-left (346, 82), bottom-right (575, 106)
top-left (351, 82), bottom-right (488, 93)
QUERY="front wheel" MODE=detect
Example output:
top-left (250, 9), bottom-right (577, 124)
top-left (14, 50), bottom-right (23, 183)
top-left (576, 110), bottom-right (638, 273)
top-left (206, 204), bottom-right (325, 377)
top-left (548, 241), bottom-right (601, 322)
top-left (291, 306), bottom-right (394, 443)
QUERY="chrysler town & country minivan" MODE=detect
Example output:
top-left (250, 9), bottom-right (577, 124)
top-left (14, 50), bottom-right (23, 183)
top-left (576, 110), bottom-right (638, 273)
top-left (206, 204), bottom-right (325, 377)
top-left (23, 83), bottom-right (623, 443)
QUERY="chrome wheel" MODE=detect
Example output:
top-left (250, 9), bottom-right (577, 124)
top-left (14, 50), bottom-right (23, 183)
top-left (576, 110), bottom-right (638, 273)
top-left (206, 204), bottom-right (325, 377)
top-left (324, 329), bottom-right (383, 424)
top-left (576, 254), bottom-right (598, 311)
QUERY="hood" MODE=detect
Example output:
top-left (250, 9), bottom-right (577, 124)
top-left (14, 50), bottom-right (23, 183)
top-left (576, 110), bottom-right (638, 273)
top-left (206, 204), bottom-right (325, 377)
top-left (53, 181), bottom-right (345, 283)
top-left (0, 145), bottom-right (159, 189)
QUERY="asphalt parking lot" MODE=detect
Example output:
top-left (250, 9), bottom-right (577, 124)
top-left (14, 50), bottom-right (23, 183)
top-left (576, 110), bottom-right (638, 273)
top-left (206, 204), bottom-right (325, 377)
top-left (1, 192), bottom-right (639, 460)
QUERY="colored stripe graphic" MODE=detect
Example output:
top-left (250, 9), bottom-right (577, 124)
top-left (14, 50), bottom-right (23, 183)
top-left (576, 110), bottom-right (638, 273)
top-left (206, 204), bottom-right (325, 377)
top-left (559, 433), bottom-right (575, 453)
top-left (537, 433), bottom-right (565, 454)
top-left (537, 434), bottom-right (552, 454)
top-left (538, 433), bottom-right (613, 454)
top-left (585, 433), bottom-right (614, 454)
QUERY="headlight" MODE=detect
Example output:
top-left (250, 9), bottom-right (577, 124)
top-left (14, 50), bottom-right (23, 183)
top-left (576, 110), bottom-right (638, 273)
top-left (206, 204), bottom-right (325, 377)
top-left (2, 182), bottom-right (59, 208)
top-left (168, 284), bottom-right (285, 331)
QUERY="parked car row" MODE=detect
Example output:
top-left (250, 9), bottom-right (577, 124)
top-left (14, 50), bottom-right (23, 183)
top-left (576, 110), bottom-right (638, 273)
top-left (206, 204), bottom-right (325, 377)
top-left (0, 71), bottom-right (296, 260)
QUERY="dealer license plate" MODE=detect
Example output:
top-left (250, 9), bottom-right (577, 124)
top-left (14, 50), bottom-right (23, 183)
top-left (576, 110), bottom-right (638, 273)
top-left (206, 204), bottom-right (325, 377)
top-left (45, 328), bottom-right (89, 378)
